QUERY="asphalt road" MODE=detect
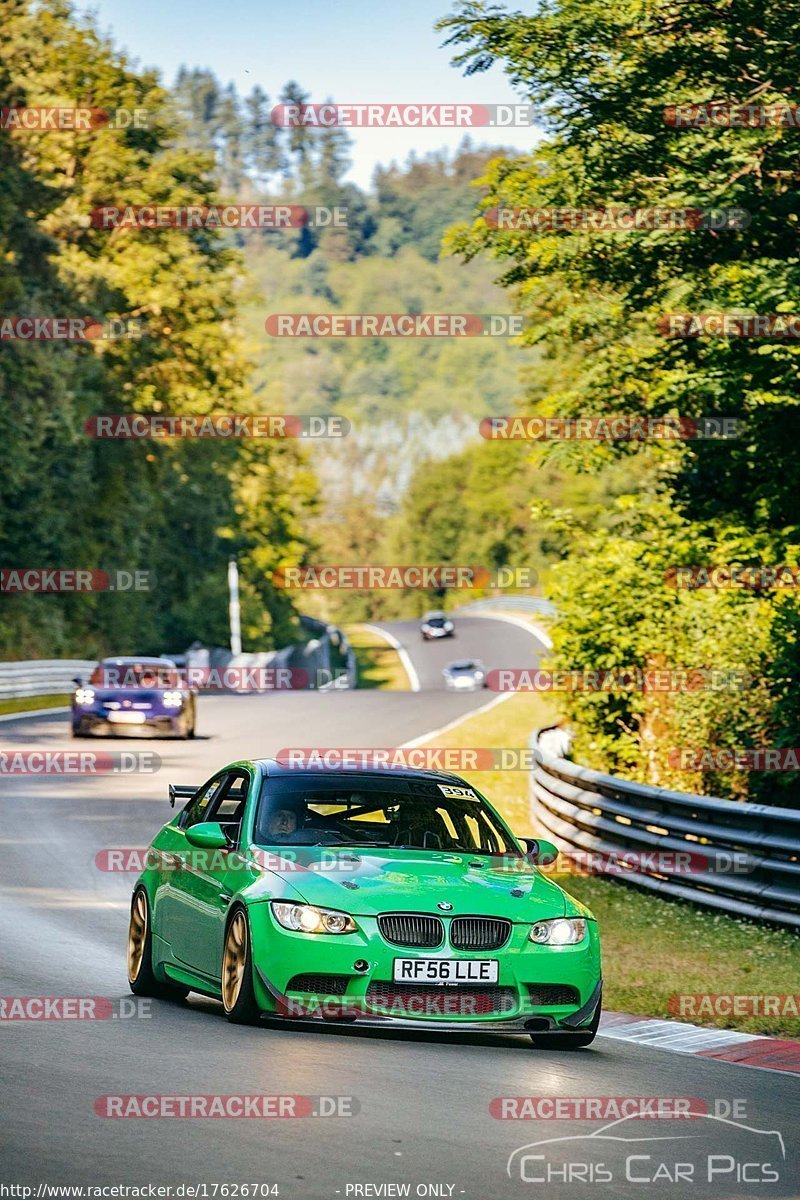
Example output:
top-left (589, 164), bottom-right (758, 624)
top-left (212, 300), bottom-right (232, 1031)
top-left (1, 615), bottom-right (798, 1198)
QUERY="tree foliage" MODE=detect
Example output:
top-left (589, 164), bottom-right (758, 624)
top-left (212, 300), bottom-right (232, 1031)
top-left (438, 0), bottom-right (800, 801)
top-left (0, 0), bottom-right (316, 657)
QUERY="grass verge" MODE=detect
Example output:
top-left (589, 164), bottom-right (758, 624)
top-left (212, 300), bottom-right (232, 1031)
top-left (344, 625), bottom-right (410, 690)
top-left (0, 694), bottom-right (70, 716)
top-left (413, 690), bottom-right (800, 1038)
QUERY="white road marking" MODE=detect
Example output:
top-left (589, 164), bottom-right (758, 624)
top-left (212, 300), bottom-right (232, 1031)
top-left (599, 1014), bottom-right (759, 1053)
top-left (362, 623), bottom-right (421, 692)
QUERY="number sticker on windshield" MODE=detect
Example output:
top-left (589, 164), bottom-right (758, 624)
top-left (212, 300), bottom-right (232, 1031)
top-left (438, 784), bottom-right (478, 800)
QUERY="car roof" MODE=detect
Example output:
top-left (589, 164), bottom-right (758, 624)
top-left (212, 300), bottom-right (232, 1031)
top-left (254, 758), bottom-right (471, 786)
top-left (423, 610), bottom-right (447, 618)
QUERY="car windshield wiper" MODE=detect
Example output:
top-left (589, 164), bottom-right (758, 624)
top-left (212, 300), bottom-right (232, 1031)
top-left (332, 840), bottom-right (392, 847)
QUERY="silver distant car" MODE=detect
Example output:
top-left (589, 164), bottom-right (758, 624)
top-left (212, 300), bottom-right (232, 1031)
top-left (442, 658), bottom-right (487, 690)
top-left (421, 611), bottom-right (455, 640)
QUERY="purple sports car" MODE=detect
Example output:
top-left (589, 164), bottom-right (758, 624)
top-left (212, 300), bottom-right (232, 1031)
top-left (71, 657), bottom-right (197, 739)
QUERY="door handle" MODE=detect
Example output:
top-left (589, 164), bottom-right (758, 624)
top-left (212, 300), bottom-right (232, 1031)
top-left (219, 893), bottom-right (232, 905)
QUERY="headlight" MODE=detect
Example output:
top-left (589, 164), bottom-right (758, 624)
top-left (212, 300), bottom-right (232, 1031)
top-left (271, 902), bottom-right (357, 935)
top-left (444, 622), bottom-right (453, 631)
top-left (74, 688), bottom-right (95, 706)
top-left (529, 917), bottom-right (587, 945)
top-left (162, 690), bottom-right (183, 708)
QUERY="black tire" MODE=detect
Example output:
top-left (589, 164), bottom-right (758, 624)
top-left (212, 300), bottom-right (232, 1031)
top-left (127, 887), bottom-right (189, 1001)
top-left (221, 907), bottom-right (262, 1025)
top-left (71, 727), bottom-right (87, 738)
top-left (529, 997), bottom-right (601, 1049)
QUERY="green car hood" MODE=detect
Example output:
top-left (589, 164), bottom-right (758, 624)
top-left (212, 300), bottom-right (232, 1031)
top-left (250, 847), bottom-right (568, 920)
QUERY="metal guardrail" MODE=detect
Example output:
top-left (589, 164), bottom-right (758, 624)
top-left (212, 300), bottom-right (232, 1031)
top-left (0, 660), bottom-right (95, 700)
top-left (530, 726), bottom-right (800, 931)
top-left (459, 596), bottom-right (557, 616)
top-left (181, 620), bottom-right (355, 692)
top-left (0, 615), bottom-right (356, 703)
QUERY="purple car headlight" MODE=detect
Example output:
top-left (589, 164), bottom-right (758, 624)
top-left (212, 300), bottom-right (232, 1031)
top-left (162, 690), bottom-right (183, 709)
top-left (74, 688), bottom-right (95, 706)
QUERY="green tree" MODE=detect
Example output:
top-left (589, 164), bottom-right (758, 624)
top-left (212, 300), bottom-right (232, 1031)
top-left (0, 0), bottom-right (317, 658)
top-left (439, 0), bottom-right (800, 800)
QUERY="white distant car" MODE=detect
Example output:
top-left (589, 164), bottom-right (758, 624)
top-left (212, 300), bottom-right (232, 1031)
top-left (421, 611), bottom-right (454, 640)
top-left (443, 659), bottom-right (487, 690)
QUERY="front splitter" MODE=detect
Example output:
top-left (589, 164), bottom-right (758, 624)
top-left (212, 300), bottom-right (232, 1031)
top-left (260, 1011), bottom-right (550, 1034)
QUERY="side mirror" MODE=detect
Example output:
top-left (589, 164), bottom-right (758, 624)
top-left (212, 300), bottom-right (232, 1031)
top-left (72, 676), bottom-right (84, 687)
top-left (521, 837), bottom-right (560, 866)
top-left (185, 821), bottom-right (229, 850)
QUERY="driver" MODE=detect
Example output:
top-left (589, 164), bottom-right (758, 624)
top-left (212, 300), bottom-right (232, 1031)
top-left (260, 797), bottom-right (310, 843)
top-left (266, 807), bottom-right (299, 839)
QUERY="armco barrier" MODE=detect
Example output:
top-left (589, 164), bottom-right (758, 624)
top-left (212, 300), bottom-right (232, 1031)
top-left (459, 596), bottom-right (556, 617)
top-left (530, 726), bottom-right (800, 931)
top-left (167, 616), bottom-right (355, 692)
top-left (0, 616), bottom-right (356, 703)
top-left (0, 660), bottom-right (95, 700)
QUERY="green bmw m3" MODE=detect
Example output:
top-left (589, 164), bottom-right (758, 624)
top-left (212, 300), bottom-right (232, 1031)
top-left (127, 759), bottom-right (602, 1047)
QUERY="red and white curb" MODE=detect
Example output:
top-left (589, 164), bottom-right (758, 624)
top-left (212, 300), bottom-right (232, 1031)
top-left (600, 1010), bottom-right (800, 1075)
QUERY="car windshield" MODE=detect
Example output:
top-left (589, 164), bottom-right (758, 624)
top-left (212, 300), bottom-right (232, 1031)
top-left (449, 661), bottom-right (477, 672)
top-left (426, 617), bottom-right (446, 626)
top-left (253, 775), bottom-right (521, 855)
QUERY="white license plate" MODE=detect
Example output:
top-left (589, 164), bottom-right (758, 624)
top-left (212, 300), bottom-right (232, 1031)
top-left (393, 958), bottom-right (498, 984)
top-left (107, 711), bottom-right (146, 724)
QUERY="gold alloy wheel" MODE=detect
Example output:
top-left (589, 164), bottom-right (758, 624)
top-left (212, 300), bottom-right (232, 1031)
top-left (222, 911), bottom-right (247, 1012)
top-left (127, 890), bottom-right (147, 983)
